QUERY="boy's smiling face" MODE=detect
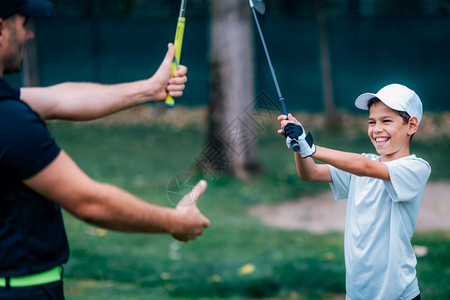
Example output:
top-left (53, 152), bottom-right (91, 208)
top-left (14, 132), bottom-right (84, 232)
top-left (368, 101), bottom-right (418, 162)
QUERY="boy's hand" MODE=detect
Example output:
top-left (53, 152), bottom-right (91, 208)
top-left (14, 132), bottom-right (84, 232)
top-left (284, 122), bottom-right (305, 147)
top-left (284, 123), bottom-right (316, 158)
top-left (278, 114), bottom-right (317, 158)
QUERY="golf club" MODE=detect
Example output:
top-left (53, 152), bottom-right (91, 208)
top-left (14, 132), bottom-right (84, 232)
top-left (165, 0), bottom-right (187, 107)
top-left (248, 0), bottom-right (300, 152)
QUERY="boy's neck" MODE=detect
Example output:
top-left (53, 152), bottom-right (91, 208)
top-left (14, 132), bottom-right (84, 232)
top-left (379, 148), bottom-right (411, 162)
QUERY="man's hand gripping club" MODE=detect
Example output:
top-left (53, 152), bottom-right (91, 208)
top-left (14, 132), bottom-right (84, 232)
top-left (278, 114), bottom-right (316, 158)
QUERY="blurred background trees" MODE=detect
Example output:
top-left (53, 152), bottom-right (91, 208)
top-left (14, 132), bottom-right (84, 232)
top-left (20, 0), bottom-right (450, 178)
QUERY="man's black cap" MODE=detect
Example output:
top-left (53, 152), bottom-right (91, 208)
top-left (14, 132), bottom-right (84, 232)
top-left (0, 0), bottom-right (54, 19)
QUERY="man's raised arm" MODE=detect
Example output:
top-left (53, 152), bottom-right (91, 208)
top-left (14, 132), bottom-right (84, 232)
top-left (20, 43), bottom-right (187, 121)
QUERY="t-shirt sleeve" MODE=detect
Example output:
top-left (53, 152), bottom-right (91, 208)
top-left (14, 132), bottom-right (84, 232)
top-left (328, 165), bottom-right (351, 200)
top-left (0, 100), bottom-right (61, 180)
top-left (383, 157), bottom-right (431, 202)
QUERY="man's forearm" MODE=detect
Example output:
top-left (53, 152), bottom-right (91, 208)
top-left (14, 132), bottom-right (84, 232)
top-left (24, 150), bottom-right (208, 241)
top-left (20, 81), bottom-right (152, 121)
top-left (75, 182), bottom-right (178, 234)
top-left (76, 181), bottom-right (209, 241)
top-left (23, 151), bottom-right (176, 233)
top-left (20, 45), bottom-right (187, 121)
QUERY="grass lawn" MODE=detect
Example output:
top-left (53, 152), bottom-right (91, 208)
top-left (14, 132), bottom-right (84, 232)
top-left (47, 116), bottom-right (450, 300)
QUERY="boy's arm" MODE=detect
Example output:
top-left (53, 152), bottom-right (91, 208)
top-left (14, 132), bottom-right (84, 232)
top-left (278, 114), bottom-right (331, 182)
top-left (20, 44), bottom-right (187, 121)
top-left (279, 114), bottom-right (390, 182)
top-left (313, 146), bottom-right (390, 181)
top-left (293, 152), bottom-right (332, 182)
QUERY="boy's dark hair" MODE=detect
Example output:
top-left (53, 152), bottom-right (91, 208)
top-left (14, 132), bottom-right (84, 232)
top-left (367, 98), bottom-right (410, 124)
top-left (367, 97), bottom-right (414, 140)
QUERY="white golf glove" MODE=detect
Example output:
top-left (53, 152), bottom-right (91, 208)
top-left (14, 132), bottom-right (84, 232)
top-left (284, 123), bottom-right (316, 158)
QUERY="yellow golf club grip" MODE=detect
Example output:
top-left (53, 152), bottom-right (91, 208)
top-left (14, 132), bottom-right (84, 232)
top-left (165, 17), bottom-right (186, 107)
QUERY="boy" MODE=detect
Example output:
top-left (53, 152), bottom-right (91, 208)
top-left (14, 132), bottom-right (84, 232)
top-left (278, 83), bottom-right (431, 300)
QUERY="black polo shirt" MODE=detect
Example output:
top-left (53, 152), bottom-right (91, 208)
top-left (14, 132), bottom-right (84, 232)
top-left (0, 78), bottom-right (69, 277)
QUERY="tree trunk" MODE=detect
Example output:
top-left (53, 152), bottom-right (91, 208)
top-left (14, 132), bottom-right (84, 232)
top-left (316, 0), bottom-right (340, 129)
top-left (23, 20), bottom-right (40, 87)
top-left (199, 0), bottom-right (262, 180)
top-left (90, 0), bottom-right (102, 82)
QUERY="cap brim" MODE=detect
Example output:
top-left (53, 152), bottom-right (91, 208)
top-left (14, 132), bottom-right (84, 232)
top-left (355, 93), bottom-right (377, 110)
top-left (22, 0), bottom-right (54, 18)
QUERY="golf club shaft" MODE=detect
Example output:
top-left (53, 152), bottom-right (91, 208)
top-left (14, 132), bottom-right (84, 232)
top-left (165, 0), bottom-right (187, 107)
top-left (250, 7), bottom-right (288, 116)
top-left (250, 5), bottom-right (299, 152)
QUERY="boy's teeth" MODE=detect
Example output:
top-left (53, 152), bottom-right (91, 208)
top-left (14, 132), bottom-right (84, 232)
top-left (376, 137), bottom-right (388, 142)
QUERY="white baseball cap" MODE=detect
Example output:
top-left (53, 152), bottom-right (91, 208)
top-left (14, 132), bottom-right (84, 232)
top-left (355, 83), bottom-right (423, 124)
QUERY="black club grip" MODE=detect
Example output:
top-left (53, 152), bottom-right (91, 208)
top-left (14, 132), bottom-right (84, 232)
top-left (291, 140), bottom-right (300, 152)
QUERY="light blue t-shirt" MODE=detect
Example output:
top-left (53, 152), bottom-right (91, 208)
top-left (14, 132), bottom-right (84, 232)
top-left (329, 154), bottom-right (431, 300)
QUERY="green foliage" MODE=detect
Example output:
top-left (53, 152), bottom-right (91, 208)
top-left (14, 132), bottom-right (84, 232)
top-left (48, 121), bottom-right (450, 299)
top-left (412, 231), bottom-right (450, 299)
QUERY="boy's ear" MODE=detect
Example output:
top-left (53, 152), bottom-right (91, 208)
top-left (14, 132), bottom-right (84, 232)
top-left (407, 116), bottom-right (419, 136)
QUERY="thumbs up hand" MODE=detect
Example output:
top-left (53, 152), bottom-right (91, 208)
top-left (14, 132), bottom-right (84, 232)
top-left (171, 180), bottom-right (210, 242)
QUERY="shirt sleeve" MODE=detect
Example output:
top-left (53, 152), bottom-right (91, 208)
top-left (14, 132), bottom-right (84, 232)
top-left (0, 100), bottom-right (61, 180)
top-left (328, 165), bottom-right (352, 200)
top-left (383, 156), bottom-right (431, 202)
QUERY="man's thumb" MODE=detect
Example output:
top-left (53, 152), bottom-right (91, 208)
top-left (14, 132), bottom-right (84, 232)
top-left (163, 43), bottom-right (175, 67)
top-left (176, 180), bottom-right (207, 208)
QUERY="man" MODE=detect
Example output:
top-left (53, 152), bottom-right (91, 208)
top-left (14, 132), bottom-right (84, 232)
top-left (0, 0), bottom-right (210, 299)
